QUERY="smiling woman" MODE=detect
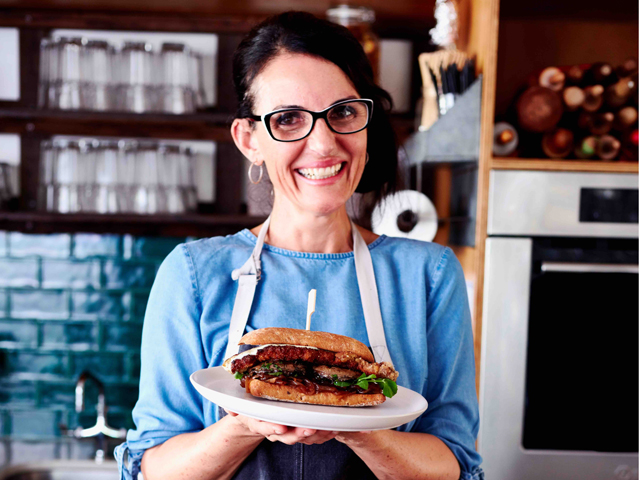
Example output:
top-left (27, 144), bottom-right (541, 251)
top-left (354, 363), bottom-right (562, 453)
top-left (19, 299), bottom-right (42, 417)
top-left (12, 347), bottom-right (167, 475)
top-left (115, 11), bottom-right (484, 480)
top-left (232, 13), bottom-right (398, 228)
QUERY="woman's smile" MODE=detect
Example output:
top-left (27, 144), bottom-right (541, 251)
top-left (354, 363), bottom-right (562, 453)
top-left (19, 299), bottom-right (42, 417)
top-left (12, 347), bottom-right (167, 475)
top-left (295, 160), bottom-right (347, 184)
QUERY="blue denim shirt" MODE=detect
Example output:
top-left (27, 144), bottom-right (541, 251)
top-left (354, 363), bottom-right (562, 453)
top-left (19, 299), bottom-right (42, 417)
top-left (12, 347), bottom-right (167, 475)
top-left (115, 229), bottom-right (484, 479)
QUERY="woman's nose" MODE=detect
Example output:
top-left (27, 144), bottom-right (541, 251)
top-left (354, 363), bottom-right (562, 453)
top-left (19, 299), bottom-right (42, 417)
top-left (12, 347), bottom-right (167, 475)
top-left (305, 117), bottom-right (339, 156)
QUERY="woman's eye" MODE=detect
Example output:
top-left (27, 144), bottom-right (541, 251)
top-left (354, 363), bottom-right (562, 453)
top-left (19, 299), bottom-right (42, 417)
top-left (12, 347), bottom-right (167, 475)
top-left (330, 105), bottom-right (356, 121)
top-left (274, 112), bottom-right (305, 127)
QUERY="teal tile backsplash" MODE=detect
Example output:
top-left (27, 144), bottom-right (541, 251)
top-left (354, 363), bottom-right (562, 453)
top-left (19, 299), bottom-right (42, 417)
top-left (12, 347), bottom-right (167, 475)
top-left (0, 232), bottom-right (6, 257)
top-left (41, 260), bottom-right (101, 289)
top-left (10, 290), bottom-right (69, 319)
top-left (0, 230), bottom-right (187, 463)
top-left (9, 233), bottom-right (72, 258)
top-left (0, 259), bottom-right (39, 288)
top-left (73, 234), bottom-right (121, 259)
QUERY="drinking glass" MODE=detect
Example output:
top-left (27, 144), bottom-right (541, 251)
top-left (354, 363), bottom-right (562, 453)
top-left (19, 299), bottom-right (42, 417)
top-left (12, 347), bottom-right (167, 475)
top-left (0, 163), bottom-right (13, 206)
top-left (118, 140), bottom-right (138, 212)
top-left (178, 146), bottom-right (198, 211)
top-left (38, 39), bottom-right (52, 108)
top-left (160, 43), bottom-right (195, 114)
top-left (118, 42), bottom-right (156, 113)
top-left (133, 141), bottom-right (163, 213)
top-left (54, 139), bottom-right (81, 212)
top-left (189, 51), bottom-right (206, 109)
top-left (95, 140), bottom-right (120, 213)
top-left (81, 40), bottom-right (113, 111)
top-left (56, 37), bottom-right (83, 110)
top-left (159, 144), bottom-right (185, 213)
top-left (78, 139), bottom-right (98, 212)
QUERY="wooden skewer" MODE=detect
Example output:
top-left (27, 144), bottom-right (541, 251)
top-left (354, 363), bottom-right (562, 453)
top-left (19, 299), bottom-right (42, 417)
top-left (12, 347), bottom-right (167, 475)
top-left (306, 289), bottom-right (316, 331)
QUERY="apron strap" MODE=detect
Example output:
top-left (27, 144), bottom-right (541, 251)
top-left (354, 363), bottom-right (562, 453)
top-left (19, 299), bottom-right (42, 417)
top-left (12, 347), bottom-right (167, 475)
top-left (351, 221), bottom-right (393, 365)
top-left (225, 216), bottom-right (271, 359)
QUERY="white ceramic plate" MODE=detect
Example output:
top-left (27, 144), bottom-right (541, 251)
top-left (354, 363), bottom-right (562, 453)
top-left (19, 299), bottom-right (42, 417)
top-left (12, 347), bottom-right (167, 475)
top-left (190, 367), bottom-right (428, 432)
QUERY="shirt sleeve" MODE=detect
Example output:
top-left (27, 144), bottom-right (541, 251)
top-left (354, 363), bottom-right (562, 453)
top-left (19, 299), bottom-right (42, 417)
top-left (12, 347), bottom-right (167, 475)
top-left (115, 244), bottom-right (206, 479)
top-left (410, 246), bottom-right (484, 480)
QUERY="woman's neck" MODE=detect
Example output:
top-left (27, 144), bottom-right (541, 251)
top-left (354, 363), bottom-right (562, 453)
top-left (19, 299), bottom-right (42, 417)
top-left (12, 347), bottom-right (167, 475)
top-left (252, 204), bottom-right (354, 254)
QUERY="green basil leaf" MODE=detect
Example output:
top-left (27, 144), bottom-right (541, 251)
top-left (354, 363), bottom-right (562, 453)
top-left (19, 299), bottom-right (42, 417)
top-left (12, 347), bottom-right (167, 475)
top-left (388, 380), bottom-right (398, 396)
top-left (357, 380), bottom-right (370, 390)
top-left (380, 379), bottom-right (398, 398)
top-left (334, 380), bottom-right (353, 387)
top-left (234, 372), bottom-right (243, 380)
top-left (382, 382), bottom-right (393, 398)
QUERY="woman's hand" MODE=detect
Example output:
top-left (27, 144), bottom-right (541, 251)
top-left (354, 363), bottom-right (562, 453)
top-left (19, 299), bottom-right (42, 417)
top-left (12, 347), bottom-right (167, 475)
top-left (225, 410), bottom-right (338, 445)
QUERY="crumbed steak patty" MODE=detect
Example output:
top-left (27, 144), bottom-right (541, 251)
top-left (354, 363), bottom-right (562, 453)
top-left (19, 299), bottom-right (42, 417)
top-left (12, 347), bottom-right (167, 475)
top-left (229, 345), bottom-right (398, 381)
top-left (312, 365), bottom-right (360, 382)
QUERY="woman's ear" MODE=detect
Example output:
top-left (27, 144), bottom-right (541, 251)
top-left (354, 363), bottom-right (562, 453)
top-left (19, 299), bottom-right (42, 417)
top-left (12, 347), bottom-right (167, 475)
top-left (231, 118), bottom-right (264, 166)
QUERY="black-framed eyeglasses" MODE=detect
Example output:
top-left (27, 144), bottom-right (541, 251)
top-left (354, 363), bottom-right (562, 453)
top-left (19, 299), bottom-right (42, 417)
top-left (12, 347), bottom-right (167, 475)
top-left (248, 98), bottom-right (374, 142)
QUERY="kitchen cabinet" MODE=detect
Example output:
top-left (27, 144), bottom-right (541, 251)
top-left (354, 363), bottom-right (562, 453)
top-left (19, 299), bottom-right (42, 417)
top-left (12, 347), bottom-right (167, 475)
top-left (0, 1), bottom-right (433, 237)
top-left (469, 0), bottom-right (638, 388)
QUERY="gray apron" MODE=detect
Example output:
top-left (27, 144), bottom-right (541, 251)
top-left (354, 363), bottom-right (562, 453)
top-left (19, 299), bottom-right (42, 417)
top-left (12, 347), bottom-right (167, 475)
top-left (222, 217), bottom-right (393, 479)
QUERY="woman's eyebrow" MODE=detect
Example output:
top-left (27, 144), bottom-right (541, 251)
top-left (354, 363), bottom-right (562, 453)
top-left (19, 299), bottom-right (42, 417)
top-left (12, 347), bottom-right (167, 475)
top-left (271, 95), bottom-right (359, 111)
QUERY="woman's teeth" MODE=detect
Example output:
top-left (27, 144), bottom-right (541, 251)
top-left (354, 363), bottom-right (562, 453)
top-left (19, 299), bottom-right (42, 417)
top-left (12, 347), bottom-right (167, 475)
top-left (297, 163), bottom-right (343, 180)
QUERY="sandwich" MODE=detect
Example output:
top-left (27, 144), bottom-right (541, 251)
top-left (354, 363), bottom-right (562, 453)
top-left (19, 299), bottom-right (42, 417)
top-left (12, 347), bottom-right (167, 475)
top-left (223, 327), bottom-right (398, 407)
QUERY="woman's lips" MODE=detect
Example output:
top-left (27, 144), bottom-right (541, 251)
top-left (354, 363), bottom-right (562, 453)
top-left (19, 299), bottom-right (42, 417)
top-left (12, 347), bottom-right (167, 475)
top-left (295, 161), bottom-right (347, 184)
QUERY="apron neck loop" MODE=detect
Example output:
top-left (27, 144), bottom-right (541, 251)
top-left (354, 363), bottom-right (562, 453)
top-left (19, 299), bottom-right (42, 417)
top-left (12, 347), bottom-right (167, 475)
top-left (231, 216), bottom-right (271, 281)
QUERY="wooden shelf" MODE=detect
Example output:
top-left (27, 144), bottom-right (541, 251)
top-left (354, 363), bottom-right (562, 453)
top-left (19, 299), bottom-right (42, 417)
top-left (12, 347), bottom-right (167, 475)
top-left (500, 0), bottom-right (638, 21)
top-left (0, 108), bottom-right (234, 142)
top-left (1, 2), bottom-right (437, 32)
top-left (0, 109), bottom-right (419, 144)
top-left (0, 211), bottom-right (266, 237)
top-left (490, 157), bottom-right (639, 173)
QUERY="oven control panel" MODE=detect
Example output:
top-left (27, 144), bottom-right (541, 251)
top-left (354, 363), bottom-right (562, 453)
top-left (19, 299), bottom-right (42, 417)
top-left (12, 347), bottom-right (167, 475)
top-left (488, 170), bottom-right (638, 238)
top-left (580, 188), bottom-right (639, 223)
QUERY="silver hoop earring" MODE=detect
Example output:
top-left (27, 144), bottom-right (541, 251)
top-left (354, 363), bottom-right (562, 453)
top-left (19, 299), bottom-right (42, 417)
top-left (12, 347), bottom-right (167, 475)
top-left (248, 162), bottom-right (264, 184)
top-left (365, 153), bottom-right (370, 165)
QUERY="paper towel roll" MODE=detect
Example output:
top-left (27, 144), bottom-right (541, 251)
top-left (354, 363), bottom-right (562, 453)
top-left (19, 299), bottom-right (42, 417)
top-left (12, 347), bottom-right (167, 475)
top-left (371, 190), bottom-right (438, 241)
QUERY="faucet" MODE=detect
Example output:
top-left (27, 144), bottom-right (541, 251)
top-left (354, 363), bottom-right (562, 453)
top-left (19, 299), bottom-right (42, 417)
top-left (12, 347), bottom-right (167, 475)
top-left (73, 371), bottom-right (127, 463)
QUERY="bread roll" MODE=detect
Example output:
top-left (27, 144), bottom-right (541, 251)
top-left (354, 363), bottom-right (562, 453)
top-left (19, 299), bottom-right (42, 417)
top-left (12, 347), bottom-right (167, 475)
top-left (239, 327), bottom-right (374, 363)
top-left (245, 378), bottom-right (386, 407)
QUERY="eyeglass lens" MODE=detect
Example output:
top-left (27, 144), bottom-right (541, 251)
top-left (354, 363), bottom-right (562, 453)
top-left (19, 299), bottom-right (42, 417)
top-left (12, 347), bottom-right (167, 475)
top-left (269, 101), bottom-right (370, 141)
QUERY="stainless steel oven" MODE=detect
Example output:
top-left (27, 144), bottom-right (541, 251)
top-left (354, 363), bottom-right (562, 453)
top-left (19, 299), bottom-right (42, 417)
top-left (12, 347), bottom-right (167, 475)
top-left (478, 170), bottom-right (638, 479)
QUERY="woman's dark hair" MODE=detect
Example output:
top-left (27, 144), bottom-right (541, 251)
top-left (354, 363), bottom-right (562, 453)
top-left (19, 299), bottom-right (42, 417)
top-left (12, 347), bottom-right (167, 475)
top-left (232, 11), bottom-right (400, 226)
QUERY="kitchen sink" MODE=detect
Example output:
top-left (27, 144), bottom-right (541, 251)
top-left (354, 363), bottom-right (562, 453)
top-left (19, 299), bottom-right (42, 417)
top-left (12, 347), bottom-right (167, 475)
top-left (0, 460), bottom-right (120, 480)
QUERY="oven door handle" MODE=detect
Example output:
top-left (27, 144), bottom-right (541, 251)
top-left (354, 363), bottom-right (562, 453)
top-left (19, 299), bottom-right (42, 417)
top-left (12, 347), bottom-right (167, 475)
top-left (541, 261), bottom-right (639, 274)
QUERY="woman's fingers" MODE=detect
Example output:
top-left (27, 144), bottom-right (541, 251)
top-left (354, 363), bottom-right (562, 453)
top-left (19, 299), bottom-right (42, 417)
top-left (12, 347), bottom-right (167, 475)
top-left (245, 418), bottom-right (288, 437)
top-left (226, 411), bottom-right (288, 437)
top-left (225, 411), bottom-right (338, 445)
top-left (269, 427), bottom-right (338, 446)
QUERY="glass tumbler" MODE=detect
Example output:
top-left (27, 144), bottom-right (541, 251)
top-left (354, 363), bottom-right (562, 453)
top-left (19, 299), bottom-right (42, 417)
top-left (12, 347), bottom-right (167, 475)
top-left (133, 141), bottom-right (163, 214)
top-left (189, 51), bottom-right (206, 109)
top-left (118, 42), bottom-right (157, 113)
top-left (39, 140), bottom-right (56, 210)
top-left (160, 43), bottom-right (195, 114)
top-left (38, 39), bottom-right (52, 109)
top-left (81, 40), bottom-right (113, 111)
top-left (178, 146), bottom-right (198, 211)
top-left (95, 140), bottom-right (120, 213)
top-left (56, 37), bottom-right (84, 110)
top-left (159, 144), bottom-right (185, 213)
top-left (118, 140), bottom-right (138, 212)
top-left (54, 139), bottom-right (81, 213)
top-left (78, 139), bottom-right (98, 212)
